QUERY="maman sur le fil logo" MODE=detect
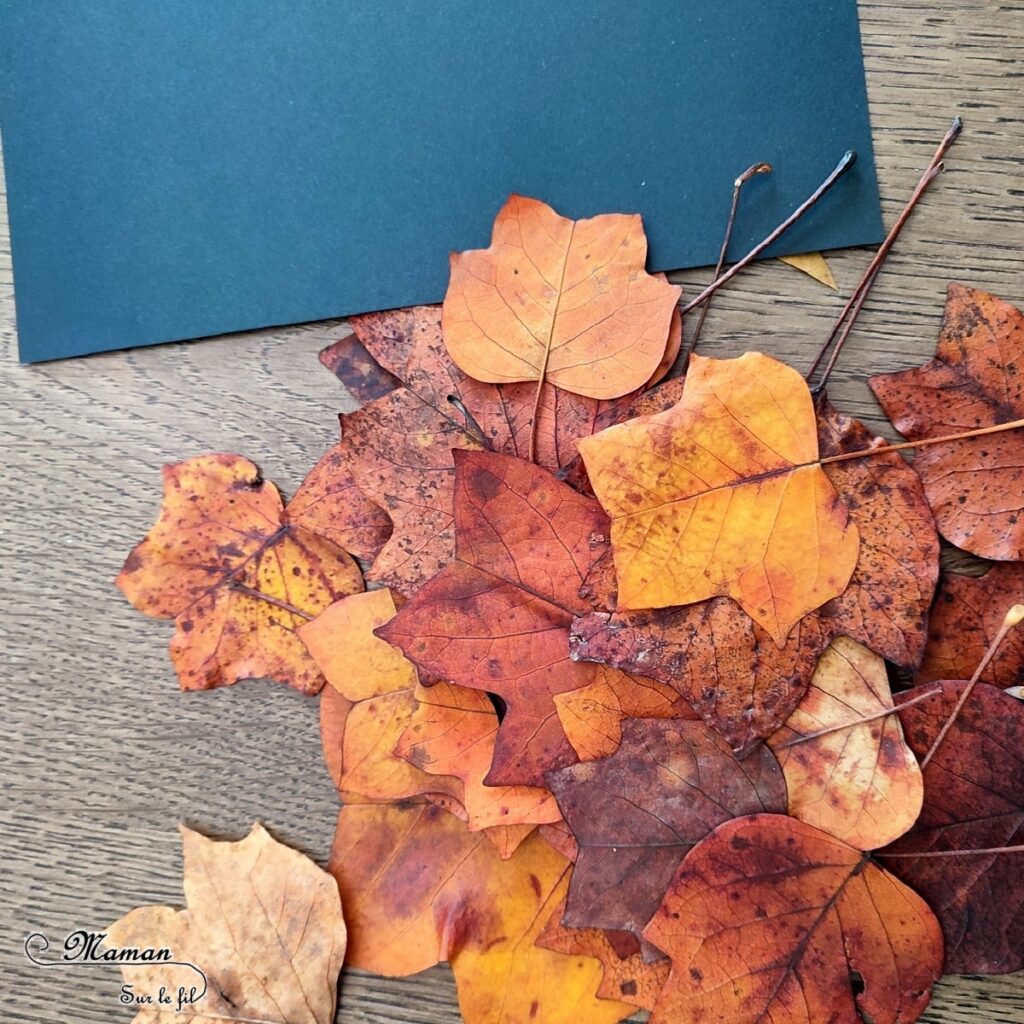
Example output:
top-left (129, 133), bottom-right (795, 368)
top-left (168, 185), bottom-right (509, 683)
top-left (25, 929), bottom-right (207, 1013)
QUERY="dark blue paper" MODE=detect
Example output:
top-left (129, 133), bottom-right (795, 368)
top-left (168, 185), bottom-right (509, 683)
top-left (1, 1), bottom-right (882, 362)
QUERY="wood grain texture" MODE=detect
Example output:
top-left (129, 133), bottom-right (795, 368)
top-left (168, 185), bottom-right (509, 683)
top-left (1, 2), bottom-right (1022, 1021)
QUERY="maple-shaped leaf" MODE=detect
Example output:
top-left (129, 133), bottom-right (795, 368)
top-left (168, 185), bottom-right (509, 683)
top-left (879, 681), bottom-right (1024, 973)
top-left (767, 636), bottom-right (923, 849)
top-left (870, 283), bottom-right (1024, 560)
top-left (915, 563), bottom-right (1024, 687)
top-left (536, 898), bottom-right (670, 1012)
top-left (553, 665), bottom-right (695, 762)
top-left (578, 351), bottom-right (860, 643)
top-left (302, 589), bottom-right (464, 810)
top-left (572, 400), bottom-right (938, 751)
top-left (117, 454), bottom-right (364, 693)
top-left (397, 680), bottom-right (563, 832)
top-left (546, 718), bottom-right (786, 942)
top-left (645, 815), bottom-right (943, 1024)
top-left (378, 450), bottom-right (628, 786)
top-left (443, 194), bottom-right (680, 401)
top-left (108, 824), bottom-right (346, 1024)
top-left (330, 803), bottom-right (633, 1024)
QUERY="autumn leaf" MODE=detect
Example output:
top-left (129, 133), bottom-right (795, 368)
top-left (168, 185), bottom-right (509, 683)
top-left (870, 283), bottom-right (1024, 560)
top-left (442, 194), bottom-right (680, 402)
top-left (553, 665), bottom-right (694, 762)
top-left (779, 251), bottom-right (838, 289)
top-left (536, 898), bottom-right (670, 1012)
top-left (916, 563), bottom-right (1024, 687)
top-left (545, 718), bottom-right (786, 942)
top-left (578, 352), bottom-right (860, 643)
top-left (319, 330), bottom-right (400, 402)
top-left (879, 681), bottom-right (1024, 973)
top-left (377, 450), bottom-right (622, 786)
top-left (767, 636), bottom-right (923, 850)
top-left (108, 824), bottom-right (346, 1024)
top-left (117, 454), bottom-right (363, 693)
top-left (397, 680), bottom-right (563, 831)
top-left (571, 399), bottom-right (938, 750)
top-left (644, 815), bottom-right (943, 1024)
top-left (329, 802), bottom-right (633, 1024)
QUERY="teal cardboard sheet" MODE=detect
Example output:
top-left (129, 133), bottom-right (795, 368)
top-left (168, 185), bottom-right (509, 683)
top-left (1, 1), bottom-right (882, 363)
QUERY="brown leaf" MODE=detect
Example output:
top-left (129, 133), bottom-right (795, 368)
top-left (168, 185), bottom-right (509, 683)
top-left (329, 803), bottom-right (633, 1024)
top-left (645, 815), bottom-right (943, 1024)
top-left (767, 637), bottom-right (923, 849)
top-left (578, 352), bottom-right (859, 643)
top-left (870, 283), bottom-right (1024, 560)
top-left (117, 454), bottom-right (363, 693)
top-left (915, 563), bottom-right (1024, 687)
top-left (571, 400), bottom-right (938, 751)
top-left (108, 824), bottom-right (345, 1024)
top-left (546, 718), bottom-right (786, 942)
top-left (319, 331), bottom-right (400, 402)
top-left (443, 194), bottom-right (680, 400)
top-left (879, 681), bottom-right (1024, 973)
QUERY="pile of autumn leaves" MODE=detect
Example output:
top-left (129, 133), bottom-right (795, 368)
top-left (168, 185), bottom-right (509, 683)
top-left (116, 196), bottom-right (1024, 1024)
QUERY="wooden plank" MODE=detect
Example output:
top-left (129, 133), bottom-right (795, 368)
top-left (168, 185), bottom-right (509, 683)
top-left (1, 2), bottom-right (1022, 1020)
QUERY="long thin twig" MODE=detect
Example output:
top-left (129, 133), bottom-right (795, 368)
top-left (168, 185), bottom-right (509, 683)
top-left (806, 117), bottom-right (962, 391)
top-left (681, 162), bottom-right (772, 368)
top-left (678, 151), bottom-right (857, 318)
top-left (773, 687), bottom-right (941, 750)
top-left (919, 603), bottom-right (1024, 769)
top-left (882, 845), bottom-right (1024, 859)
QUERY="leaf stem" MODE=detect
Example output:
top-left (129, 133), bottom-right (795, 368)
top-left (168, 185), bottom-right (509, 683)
top-left (678, 151), bottom-right (857, 318)
top-left (817, 416), bottom-right (1024, 467)
top-left (682, 162), bottom-right (772, 368)
top-left (807, 117), bottom-right (962, 392)
top-left (227, 581), bottom-right (313, 621)
top-left (881, 845), bottom-right (1024, 859)
top-left (773, 687), bottom-right (942, 750)
top-left (919, 603), bottom-right (1024, 769)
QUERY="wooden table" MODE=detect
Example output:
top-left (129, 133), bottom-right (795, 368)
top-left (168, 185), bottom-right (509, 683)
top-left (3, 3), bottom-right (1022, 1021)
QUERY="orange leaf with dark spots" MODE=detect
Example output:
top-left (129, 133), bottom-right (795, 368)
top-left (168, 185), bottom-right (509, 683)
top-left (571, 400), bottom-right (938, 751)
top-left (443, 195), bottom-right (680, 401)
top-left (329, 803), bottom-right (633, 1024)
top-left (117, 453), bottom-right (363, 693)
top-left (915, 563), bottom-right (1024, 687)
top-left (870, 283), bottom-right (1024, 560)
top-left (546, 718), bottom-right (786, 943)
top-left (645, 815), bottom-right (943, 1024)
top-left (578, 352), bottom-right (860, 643)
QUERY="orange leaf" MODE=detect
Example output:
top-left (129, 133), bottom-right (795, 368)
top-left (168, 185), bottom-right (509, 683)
top-left (330, 803), bottom-right (633, 1024)
top-left (443, 194), bottom-right (680, 401)
top-left (767, 637), bottom-right (923, 849)
top-left (578, 352), bottom-right (859, 643)
top-left (870, 283), bottom-right (1024, 560)
top-left (644, 815), bottom-right (943, 1024)
top-left (109, 824), bottom-right (346, 1024)
top-left (398, 681), bottom-right (562, 831)
top-left (117, 454), bottom-right (363, 693)
top-left (553, 665), bottom-right (695, 761)
top-left (536, 898), bottom-right (670, 1012)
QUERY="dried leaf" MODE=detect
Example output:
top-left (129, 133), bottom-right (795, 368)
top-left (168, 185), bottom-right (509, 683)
top-left (571, 400), bottom-right (938, 750)
top-left (767, 637), bottom-right (923, 849)
top-left (645, 815), bottom-right (942, 1024)
top-left (117, 454), bottom-right (363, 693)
top-left (536, 898), bottom-right (670, 1011)
top-left (870, 283), bottom-right (1024, 560)
top-left (879, 681), bottom-right (1024, 973)
top-left (779, 251), bottom-right (838, 289)
top-left (443, 194), bottom-right (680, 400)
top-left (915, 563), bottom-right (1024, 687)
top-left (546, 718), bottom-right (786, 941)
top-left (109, 824), bottom-right (345, 1024)
top-left (578, 352), bottom-right (859, 643)
top-left (329, 803), bottom-right (633, 1024)
top-left (319, 331), bottom-right (400, 402)
top-left (398, 680), bottom-right (562, 831)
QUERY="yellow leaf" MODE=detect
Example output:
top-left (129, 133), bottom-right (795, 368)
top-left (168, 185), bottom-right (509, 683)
top-left (779, 251), bottom-right (838, 289)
